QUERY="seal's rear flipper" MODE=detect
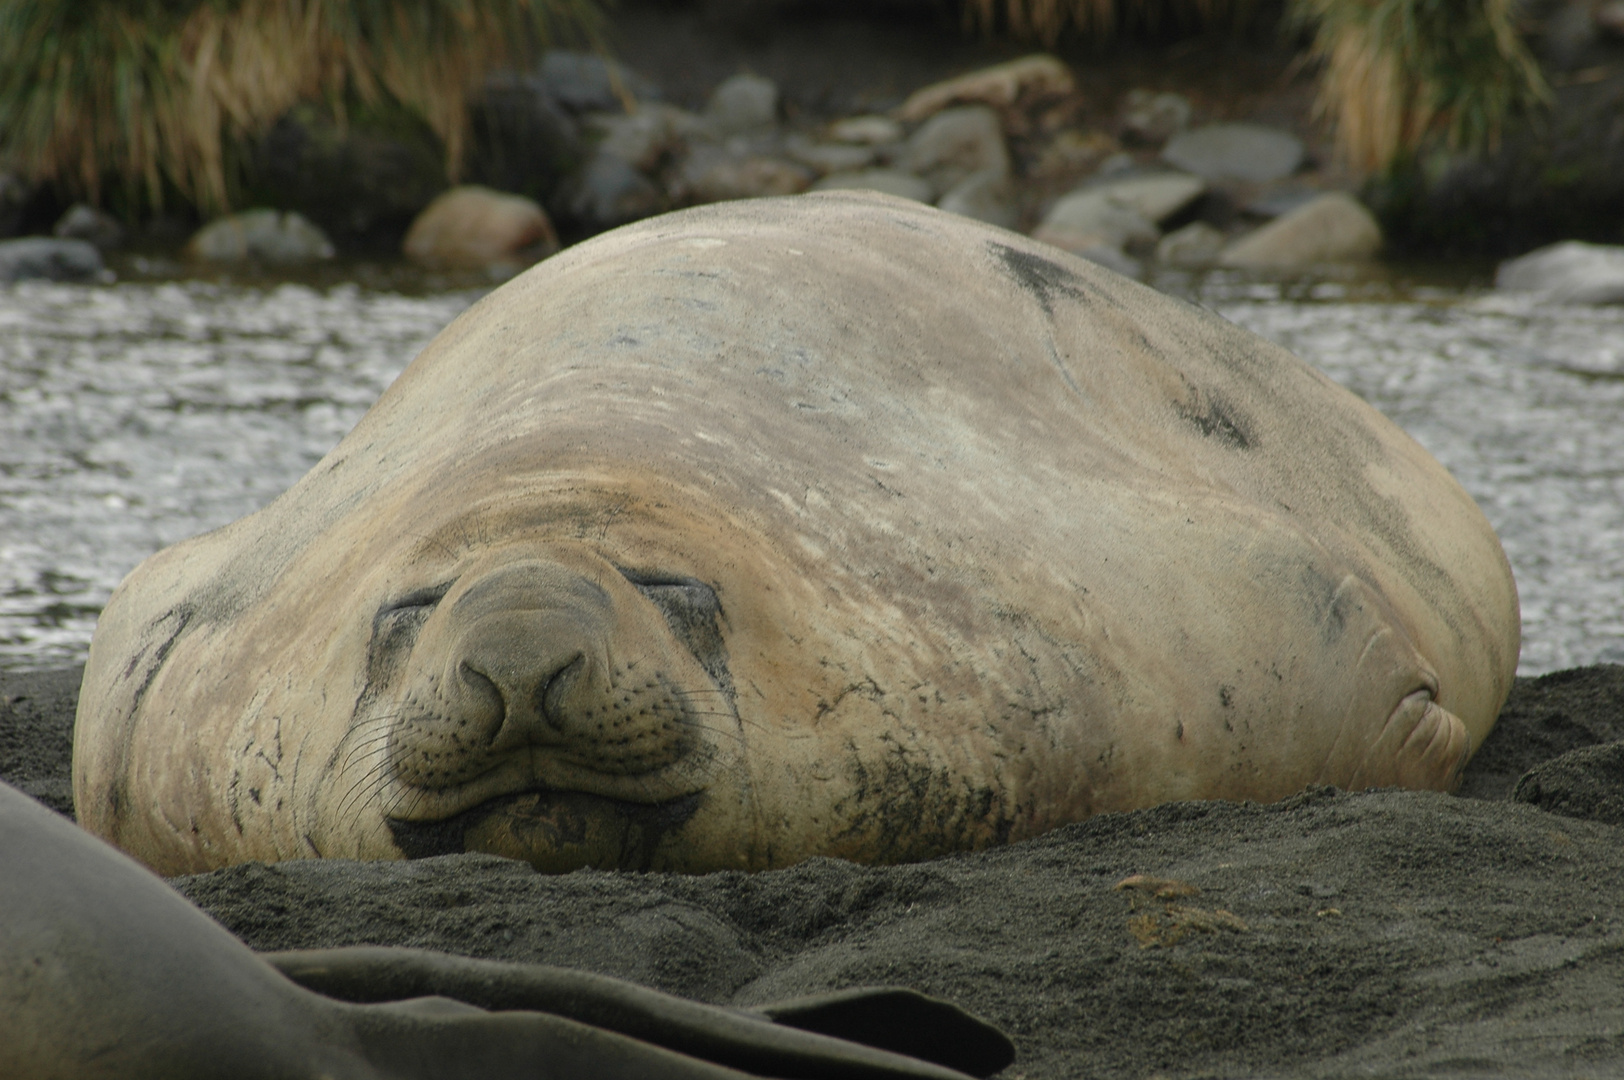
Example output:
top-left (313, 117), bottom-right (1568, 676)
top-left (1346, 690), bottom-right (1472, 793)
top-left (753, 987), bottom-right (1015, 1078)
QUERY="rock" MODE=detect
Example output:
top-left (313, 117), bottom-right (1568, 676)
top-left (1084, 173), bottom-right (1206, 225)
top-left (0, 237), bottom-right (105, 282)
top-left (247, 103), bottom-right (445, 249)
top-left (1600, 0), bottom-right (1624, 37)
top-left (1031, 190), bottom-right (1160, 254)
top-left (563, 151), bottom-right (666, 232)
top-left (827, 115), bottom-right (903, 146)
top-left (810, 169), bottom-right (934, 203)
top-left (1218, 192), bottom-right (1382, 269)
top-left (588, 104), bottom-right (704, 172)
top-left (686, 156), bottom-right (813, 202)
top-left (1512, 740), bottom-right (1624, 826)
top-left (904, 105), bottom-right (1009, 194)
top-left (1155, 222), bottom-right (1227, 267)
top-left (1119, 90), bottom-right (1191, 146)
top-left (896, 54), bottom-right (1074, 123)
top-left (1494, 241), bottom-right (1624, 304)
top-left (705, 73), bottom-right (779, 135)
top-left (538, 50), bottom-right (660, 114)
top-left (52, 204), bottom-right (124, 251)
top-left (1243, 187), bottom-right (1324, 220)
top-left (0, 172), bottom-right (35, 238)
top-left (1162, 123), bottom-right (1305, 183)
top-left (937, 167), bottom-right (1018, 230)
top-left (785, 139), bottom-right (876, 175)
top-left (468, 72), bottom-right (584, 207)
top-left (402, 186), bottom-right (557, 270)
top-left (185, 209), bottom-right (336, 263)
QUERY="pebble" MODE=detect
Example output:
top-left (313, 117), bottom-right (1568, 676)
top-left (53, 204), bottom-right (125, 251)
top-left (1218, 192), bottom-right (1381, 269)
top-left (1119, 90), bottom-right (1191, 146)
top-left (785, 139), bottom-right (876, 175)
top-left (687, 156), bottom-right (813, 202)
top-left (904, 105), bottom-right (1009, 194)
top-left (402, 186), bottom-right (557, 271)
top-left (827, 115), bottom-right (903, 146)
top-left (588, 104), bottom-right (704, 172)
top-left (705, 73), bottom-right (780, 135)
top-left (0, 237), bottom-right (106, 282)
top-left (896, 54), bottom-right (1074, 123)
top-left (1155, 222), bottom-right (1227, 267)
top-left (1162, 123), bottom-right (1305, 183)
top-left (937, 167), bottom-right (1018, 230)
top-left (1494, 241), bottom-right (1624, 304)
top-left (811, 169), bottom-right (934, 203)
top-left (185, 209), bottom-right (335, 263)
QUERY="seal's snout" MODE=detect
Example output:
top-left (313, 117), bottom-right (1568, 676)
top-left (385, 549), bottom-right (724, 814)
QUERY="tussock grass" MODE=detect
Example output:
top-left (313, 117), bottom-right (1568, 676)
top-left (0, 0), bottom-right (600, 214)
top-left (1288, 0), bottom-right (1549, 173)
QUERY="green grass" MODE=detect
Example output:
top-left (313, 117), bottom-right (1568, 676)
top-left (0, 0), bottom-right (602, 214)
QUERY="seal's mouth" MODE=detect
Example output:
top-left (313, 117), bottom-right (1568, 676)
top-left (385, 786), bottom-right (702, 873)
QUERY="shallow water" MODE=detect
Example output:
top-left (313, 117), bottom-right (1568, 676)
top-left (1, 268), bottom-right (1620, 675)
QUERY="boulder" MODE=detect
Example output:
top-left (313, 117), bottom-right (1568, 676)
top-left (53, 204), bottom-right (125, 251)
top-left (1155, 222), bottom-right (1227, 267)
top-left (1031, 190), bottom-right (1160, 254)
top-left (1119, 90), bottom-right (1191, 147)
top-left (1494, 241), bottom-right (1624, 304)
top-left (705, 73), bottom-right (780, 135)
top-left (1162, 123), bottom-right (1305, 183)
top-left (467, 72), bottom-right (584, 208)
top-left (904, 105), bottom-right (1009, 194)
top-left (0, 237), bottom-right (105, 282)
top-left (1218, 193), bottom-right (1382, 269)
top-left (563, 152), bottom-right (666, 232)
top-left (247, 104), bottom-right (445, 250)
top-left (185, 209), bottom-right (336, 263)
top-left (538, 50), bottom-right (660, 114)
top-left (810, 169), bottom-right (934, 203)
top-left (402, 186), bottom-right (557, 270)
top-left (896, 54), bottom-right (1074, 123)
top-left (827, 115), bottom-right (903, 146)
top-left (1072, 243), bottom-right (1143, 280)
top-left (1084, 173), bottom-right (1206, 225)
top-left (937, 167), bottom-right (1018, 230)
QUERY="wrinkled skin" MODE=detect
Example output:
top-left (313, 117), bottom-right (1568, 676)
top-left (74, 193), bottom-right (1520, 876)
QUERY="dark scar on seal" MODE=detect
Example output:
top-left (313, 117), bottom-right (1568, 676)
top-left (1177, 389), bottom-right (1254, 450)
top-left (988, 243), bottom-right (1087, 317)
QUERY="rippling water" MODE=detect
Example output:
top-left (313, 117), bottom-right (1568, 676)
top-left (2, 268), bottom-right (1621, 675)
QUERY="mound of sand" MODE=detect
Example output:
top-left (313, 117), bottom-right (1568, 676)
top-left (5, 664), bottom-right (1624, 1078)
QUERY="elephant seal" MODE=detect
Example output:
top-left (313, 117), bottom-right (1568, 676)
top-left (74, 191), bottom-right (1519, 876)
top-left (0, 779), bottom-right (1007, 1080)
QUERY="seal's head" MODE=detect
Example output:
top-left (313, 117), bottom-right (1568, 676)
top-left (74, 193), bottom-right (1519, 876)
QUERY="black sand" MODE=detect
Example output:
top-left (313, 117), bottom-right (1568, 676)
top-left (6, 665), bottom-right (1624, 1078)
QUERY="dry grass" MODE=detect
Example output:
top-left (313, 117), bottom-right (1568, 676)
top-left (0, 0), bottom-right (601, 214)
top-left (1288, 0), bottom-right (1549, 173)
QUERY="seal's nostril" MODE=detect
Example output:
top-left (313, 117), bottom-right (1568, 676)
top-left (539, 653), bottom-right (586, 730)
top-left (457, 661), bottom-right (506, 736)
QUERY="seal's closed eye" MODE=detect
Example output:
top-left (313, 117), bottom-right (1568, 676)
top-left (367, 583), bottom-right (454, 684)
top-left (619, 570), bottom-right (733, 702)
